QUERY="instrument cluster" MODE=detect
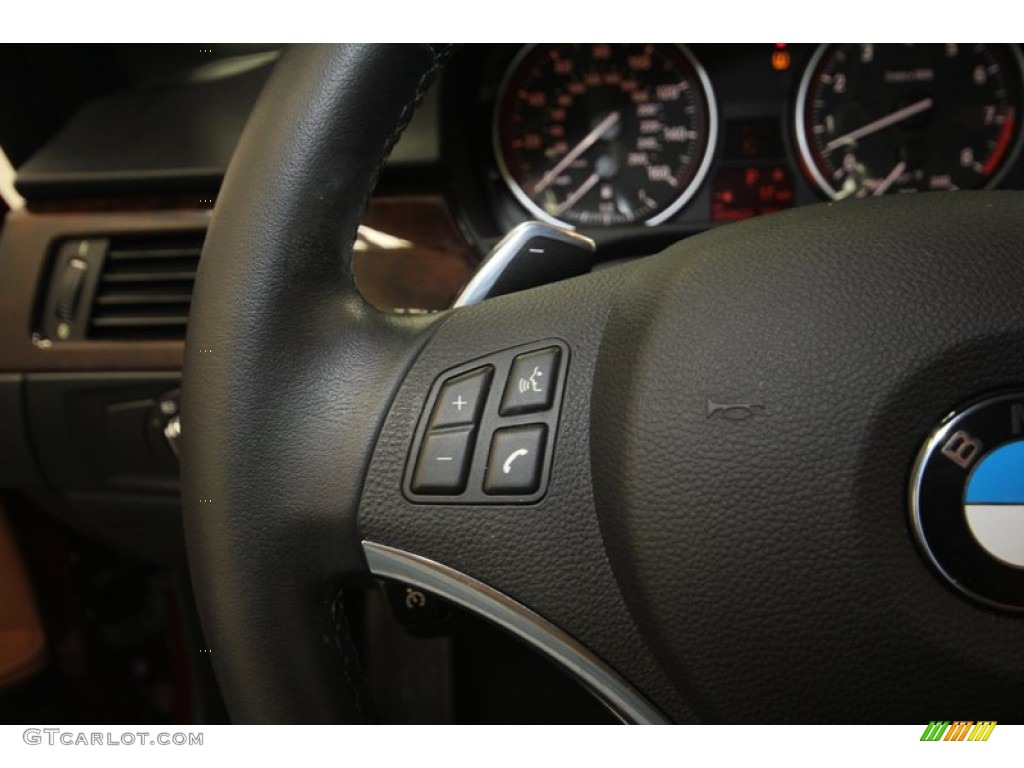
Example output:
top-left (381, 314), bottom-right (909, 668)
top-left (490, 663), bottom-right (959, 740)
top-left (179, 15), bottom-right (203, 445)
top-left (458, 44), bottom-right (1024, 238)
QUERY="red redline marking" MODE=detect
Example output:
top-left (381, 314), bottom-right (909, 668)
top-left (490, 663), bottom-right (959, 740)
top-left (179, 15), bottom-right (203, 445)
top-left (984, 109), bottom-right (1015, 176)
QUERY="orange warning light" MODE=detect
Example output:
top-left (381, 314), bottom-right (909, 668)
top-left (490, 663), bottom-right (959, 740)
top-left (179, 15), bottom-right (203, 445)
top-left (771, 50), bottom-right (791, 71)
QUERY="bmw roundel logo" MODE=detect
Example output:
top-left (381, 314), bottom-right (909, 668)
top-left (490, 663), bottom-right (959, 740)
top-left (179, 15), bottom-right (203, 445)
top-left (910, 392), bottom-right (1024, 611)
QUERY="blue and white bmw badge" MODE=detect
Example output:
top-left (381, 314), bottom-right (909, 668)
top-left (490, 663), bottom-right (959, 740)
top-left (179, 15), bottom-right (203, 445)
top-left (910, 392), bottom-right (1024, 611)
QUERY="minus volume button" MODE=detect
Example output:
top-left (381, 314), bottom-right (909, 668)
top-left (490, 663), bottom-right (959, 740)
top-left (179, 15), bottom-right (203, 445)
top-left (411, 428), bottom-right (475, 495)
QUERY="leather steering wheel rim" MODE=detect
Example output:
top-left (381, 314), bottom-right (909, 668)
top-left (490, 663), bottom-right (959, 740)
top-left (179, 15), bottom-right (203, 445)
top-left (184, 44), bottom-right (1024, 724)
top-left (182, 45), bottom-right (450, 723)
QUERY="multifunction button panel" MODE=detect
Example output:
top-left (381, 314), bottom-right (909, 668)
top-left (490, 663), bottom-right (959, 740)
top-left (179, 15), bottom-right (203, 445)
top-left (404, 341), bottom-right (567, 504)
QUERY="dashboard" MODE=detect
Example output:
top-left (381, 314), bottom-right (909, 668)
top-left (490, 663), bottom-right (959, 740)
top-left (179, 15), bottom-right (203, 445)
top-left (1, 43), bottom-right (1023, 725)
top-left (2, 43), bottom-right (1024, 558)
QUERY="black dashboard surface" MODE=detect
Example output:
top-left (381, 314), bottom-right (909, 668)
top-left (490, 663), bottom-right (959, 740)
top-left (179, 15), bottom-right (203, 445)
top-left (12, 44), bottom-right (1024, 241)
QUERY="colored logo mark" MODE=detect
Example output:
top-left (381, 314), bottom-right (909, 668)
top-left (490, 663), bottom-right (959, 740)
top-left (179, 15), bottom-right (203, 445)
top-left (920, 721), bottom-right (997, 742)
top-left (964, 440), bottom-right (1024, 568)
top-left (910, 393), bottom-right (1024, 610)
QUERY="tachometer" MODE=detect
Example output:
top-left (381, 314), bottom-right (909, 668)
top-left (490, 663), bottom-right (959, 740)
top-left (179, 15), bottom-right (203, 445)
top-left (495, 44), bottom-right (717, 227)
top-left (795, 44), bottom-right (1024, 199)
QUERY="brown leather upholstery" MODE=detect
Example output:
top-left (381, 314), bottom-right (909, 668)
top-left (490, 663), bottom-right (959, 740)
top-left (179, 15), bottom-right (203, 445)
top-left (0, 502), bottom-right (46, 687)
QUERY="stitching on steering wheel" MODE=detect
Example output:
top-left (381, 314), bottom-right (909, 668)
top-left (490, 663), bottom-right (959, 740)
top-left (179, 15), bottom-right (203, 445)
top-left (330, 589), bottom-right (376, 723)
top-left (357, 43), bottom-right (456, 224)
top-left (323, 43), bottom-right (459, 723)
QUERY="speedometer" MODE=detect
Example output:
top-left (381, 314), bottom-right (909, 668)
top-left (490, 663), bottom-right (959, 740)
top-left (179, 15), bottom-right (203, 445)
top-left (796, 44), bottom-right (1024, 199)
top-left (495, 44), bottom-right (717, 228)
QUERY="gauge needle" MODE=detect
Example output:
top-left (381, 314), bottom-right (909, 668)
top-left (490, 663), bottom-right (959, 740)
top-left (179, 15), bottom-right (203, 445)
top-left (823, 98), bottom-right (934, 154)
top-left (872, 160), bottom-right (907, 196)
top-left (533, 111), bottom-right (621, 195)
top-left (553, 173), bottom-right (600, 216)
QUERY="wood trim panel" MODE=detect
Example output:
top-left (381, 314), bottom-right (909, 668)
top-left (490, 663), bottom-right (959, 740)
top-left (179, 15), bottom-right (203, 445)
top-left (354, 196), bottom-right (477, 311)
top-left (0, 197), bottom-right (475, 373)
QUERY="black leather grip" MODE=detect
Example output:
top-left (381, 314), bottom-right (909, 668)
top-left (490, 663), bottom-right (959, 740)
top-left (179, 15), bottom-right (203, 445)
top-left (181, 44), bottom-right (447, 723)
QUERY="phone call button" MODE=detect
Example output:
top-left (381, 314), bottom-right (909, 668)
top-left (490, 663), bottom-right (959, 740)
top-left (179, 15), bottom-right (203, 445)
top-left (484, 424), bottom-right (547, 495)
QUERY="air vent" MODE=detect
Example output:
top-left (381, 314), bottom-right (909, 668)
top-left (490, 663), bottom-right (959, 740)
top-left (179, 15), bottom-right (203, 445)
top-left (87, 233), bottom-right (205, 341)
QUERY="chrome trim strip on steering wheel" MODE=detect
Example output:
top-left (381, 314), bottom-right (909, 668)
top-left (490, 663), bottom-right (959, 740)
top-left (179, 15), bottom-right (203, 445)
top-left (362, 540), bottom-right (669, 724)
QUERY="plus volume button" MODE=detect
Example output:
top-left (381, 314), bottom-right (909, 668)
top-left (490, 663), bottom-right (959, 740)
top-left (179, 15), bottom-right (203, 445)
top-left (428, 367), bottom-right (493, 429)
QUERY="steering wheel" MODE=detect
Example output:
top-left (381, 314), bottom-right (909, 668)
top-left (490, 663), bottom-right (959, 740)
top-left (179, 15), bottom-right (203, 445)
top-left (181, 44), bottom-right (1024, 723)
